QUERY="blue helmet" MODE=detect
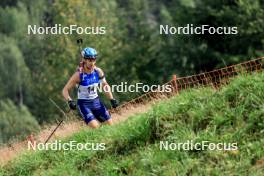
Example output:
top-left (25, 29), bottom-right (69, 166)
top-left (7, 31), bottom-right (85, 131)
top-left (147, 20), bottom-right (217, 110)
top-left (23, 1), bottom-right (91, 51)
top-left (82, 47), bottom-right (97, 59)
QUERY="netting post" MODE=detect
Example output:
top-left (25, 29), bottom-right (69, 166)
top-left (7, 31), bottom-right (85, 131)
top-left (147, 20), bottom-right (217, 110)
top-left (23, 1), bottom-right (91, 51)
top-left (172, 74), bottom-right (179, 95)
top-left (27, 134), bottom-right (36, 149)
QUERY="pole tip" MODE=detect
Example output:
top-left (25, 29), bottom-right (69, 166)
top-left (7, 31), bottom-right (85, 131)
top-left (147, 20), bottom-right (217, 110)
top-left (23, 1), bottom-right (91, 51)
top-left (77, 38), bottom-right (83, 44)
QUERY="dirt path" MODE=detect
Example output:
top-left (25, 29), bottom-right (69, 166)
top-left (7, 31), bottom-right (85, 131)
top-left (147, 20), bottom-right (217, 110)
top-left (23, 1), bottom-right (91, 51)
top-left (0, 103), bottom-right (153, 166)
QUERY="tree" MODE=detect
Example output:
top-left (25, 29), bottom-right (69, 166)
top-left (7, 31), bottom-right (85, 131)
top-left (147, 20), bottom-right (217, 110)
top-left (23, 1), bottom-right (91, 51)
top-left (0, 37), bottom-right (30, 105)
top-left (0, 99), bottom-right (40, 144)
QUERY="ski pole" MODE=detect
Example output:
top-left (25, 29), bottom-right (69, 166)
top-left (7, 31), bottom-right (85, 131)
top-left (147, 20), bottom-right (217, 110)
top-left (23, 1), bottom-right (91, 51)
top-left (44, 98), bottom-right (70, 144)
top-left (76, 38), bottom-right (83, 60)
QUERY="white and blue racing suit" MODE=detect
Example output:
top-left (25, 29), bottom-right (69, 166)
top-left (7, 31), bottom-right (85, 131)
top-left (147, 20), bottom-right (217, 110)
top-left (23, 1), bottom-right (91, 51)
top-left (77, 69), bottom-right (111, 124)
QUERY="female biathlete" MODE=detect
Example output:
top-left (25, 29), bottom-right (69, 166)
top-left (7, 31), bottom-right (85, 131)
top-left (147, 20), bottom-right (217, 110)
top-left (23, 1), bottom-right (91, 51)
top-left (62, 47), bottom-right (118, 128)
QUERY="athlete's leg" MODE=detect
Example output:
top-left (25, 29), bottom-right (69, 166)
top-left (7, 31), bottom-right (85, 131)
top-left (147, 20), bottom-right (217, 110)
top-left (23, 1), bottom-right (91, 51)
top-left (87, 119), bottom-right (100, 128)
top-left (92, 99), bottom-right (112, 125)
top-left (77, 99), bottom-right (100, 128)
top-left (103, 118), bottom-right (113, 125)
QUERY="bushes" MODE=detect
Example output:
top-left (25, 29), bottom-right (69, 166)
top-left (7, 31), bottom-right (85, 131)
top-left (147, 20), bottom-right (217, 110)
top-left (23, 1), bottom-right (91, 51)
top-left (0, 99), bottom-right (40, 144)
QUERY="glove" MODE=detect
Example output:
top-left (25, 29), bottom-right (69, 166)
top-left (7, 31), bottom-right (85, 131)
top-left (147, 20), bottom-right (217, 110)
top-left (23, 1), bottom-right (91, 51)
top-left (110, 99), bottom-right (118, 108)
top-left (68, 100), bottom-right (77, 110)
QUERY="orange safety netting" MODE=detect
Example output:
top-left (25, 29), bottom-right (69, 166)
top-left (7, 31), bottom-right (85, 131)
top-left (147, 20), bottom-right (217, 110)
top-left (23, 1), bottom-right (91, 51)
top-left (110, 57), bottom-right (264, 113)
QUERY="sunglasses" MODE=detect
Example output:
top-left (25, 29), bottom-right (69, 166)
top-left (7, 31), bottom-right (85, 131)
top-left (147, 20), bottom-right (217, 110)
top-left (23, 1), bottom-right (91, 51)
top-left (83, 57), bottom-right (96, 61)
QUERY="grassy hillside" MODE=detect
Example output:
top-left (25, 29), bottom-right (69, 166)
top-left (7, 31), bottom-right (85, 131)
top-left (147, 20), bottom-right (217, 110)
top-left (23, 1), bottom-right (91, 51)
top-left (1, 72), bottom-right (264, 176)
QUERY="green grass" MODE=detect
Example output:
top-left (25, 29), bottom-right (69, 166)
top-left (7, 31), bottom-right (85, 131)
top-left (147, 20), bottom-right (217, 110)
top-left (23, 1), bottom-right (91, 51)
top-left (1, 72), bottom-right (264, 176)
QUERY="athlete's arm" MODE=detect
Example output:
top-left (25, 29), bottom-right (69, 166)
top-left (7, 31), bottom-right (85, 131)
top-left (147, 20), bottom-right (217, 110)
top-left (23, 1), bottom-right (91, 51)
top-left (62, 72), bottom-right (80, 101)
top-left (95, 67), bottom-right (114, 100)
